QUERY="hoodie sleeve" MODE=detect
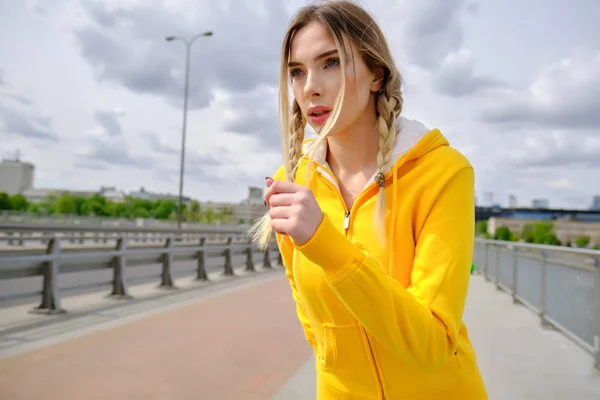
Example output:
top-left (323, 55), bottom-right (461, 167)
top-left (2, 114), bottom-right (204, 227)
top-left (295, 166), bottom-right (475, 372)
top-left (276, 232), bottom-right (318, 354)
top-left (272, 161), bottom-right (318, 354)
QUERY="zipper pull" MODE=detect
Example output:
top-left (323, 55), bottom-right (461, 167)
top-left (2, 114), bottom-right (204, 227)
top-left (343, 211), bottom-right (350, 230)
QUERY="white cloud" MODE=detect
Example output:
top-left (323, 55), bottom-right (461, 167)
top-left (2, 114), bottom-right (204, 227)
top-left (0, 0), bottom-right (598, 210)
top-left (479, 47), bottom-right (600, 130)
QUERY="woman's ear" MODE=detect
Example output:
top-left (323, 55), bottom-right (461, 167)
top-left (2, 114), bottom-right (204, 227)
top-left (371, 67), bottom-right (385, 93)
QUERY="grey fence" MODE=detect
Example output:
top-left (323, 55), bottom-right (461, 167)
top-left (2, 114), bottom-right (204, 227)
top-left (473, 238), bottom-right (600, 370)
top-left (0, 210), bottom-right (246, 230)
top-left (0, 222), bottom-right (249, 246)
top-left (0, 224), bottom-right (282, 314)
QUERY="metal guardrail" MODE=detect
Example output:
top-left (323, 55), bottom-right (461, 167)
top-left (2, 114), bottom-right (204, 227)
top-left (0, 225), bottom-right (282, 314)
top-left (473, 238), bottom-right (600, 370)
top-left (0, 211), bottom-right (245, 229)
top-left (0, 222), bottom-right (249, 246)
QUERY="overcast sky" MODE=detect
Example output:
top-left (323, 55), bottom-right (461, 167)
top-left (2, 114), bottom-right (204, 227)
top-left (0, 0), bottom-right (599, 208)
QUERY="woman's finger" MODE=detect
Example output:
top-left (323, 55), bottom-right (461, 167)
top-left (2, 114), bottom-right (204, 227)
top-left (267, 192), bottom-right (295, 207)
top-left (268, 205), bottom-right (290, 220)
top-left (264, 179), bottom-right (301, 204)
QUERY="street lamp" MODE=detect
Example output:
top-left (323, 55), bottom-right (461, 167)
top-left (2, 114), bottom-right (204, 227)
top-left (166, 31), bottom-right (213, 229)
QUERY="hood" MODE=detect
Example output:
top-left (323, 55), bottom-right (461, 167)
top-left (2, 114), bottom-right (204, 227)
top-left (298, 116), bottom-right (449, 252)
top-left (301, 116), bottom-right (449, 187)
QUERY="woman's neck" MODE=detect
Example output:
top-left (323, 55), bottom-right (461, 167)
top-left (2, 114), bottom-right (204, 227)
top-left (325, 111), bottom-right (380, 180)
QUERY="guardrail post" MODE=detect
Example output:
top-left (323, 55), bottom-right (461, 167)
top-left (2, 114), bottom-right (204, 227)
top-left (245, 240), bottom-right (254, 272)
top-left (593, 256), bottom-right (600, 371)
top-left (263, 245), bottom-right (272, 269)
top-left (483, 243), bottom-right (489, 281)
top-left (110, 235), bottom-right (131, 299)
top-left (196, 237), bottom-right (208, 281)
top-left (31, 237), bottom-right (65, 314)
top-left (511, 246), bottom-right (519, 304)
top-left (160, 236), bottom-right (176, 289)
top-left (495, 244), bottom-right (501, 290)
top-left (223, 237), bottom-right (234, 276)
top-left (539, 250), bottom-right (553, 329)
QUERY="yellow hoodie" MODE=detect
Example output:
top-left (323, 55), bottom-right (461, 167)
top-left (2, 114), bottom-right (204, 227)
top-left (273, 117), bottom-right (488, 399)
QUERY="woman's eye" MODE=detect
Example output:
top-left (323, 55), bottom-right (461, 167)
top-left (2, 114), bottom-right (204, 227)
top-left (290, 69), bottom-right (303, 78)
top-left (325, 58), bottom-right (340, 68)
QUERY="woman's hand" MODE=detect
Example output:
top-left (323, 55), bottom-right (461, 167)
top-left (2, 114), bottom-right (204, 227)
top-left (264, 177), bottom-right (323, 246)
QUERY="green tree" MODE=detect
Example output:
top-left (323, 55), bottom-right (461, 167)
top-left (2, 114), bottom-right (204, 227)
top-left (36, 194), bottom-right (58, 214)
top-left (216, 206), bottom-right (234, 223)
top-left (189, 200), bottom-right (200, 213)
top-left (522, 222), bottom-right (560, 245)
top-left (112, 202), bottom-right (129, 218)
top-left (0, 192), bottom-right (11, 210)
top-left (521, 223), bottom-right (535, 243)
top-left (152, 200), bottom-right (177, 220)
top-left (475, 220), bottom-right (488, 236)
top-left (9, 194), bottom-right (28, 211)
top-left (81, 194), bottom-right (109, 216)
top-left (201, 206), bottom-right (216, 223)
top-left (574, 236), bottom-right (590, 248)
top-left (73, 196), bottom-right (87, 215)
top-left (134, 207), bottom-right (150, 218)
top-left (55, 193), bottom-right (76, 214)
top-left (494, 226), bottom-right (512, 241)
top-left (545, 233), bottom-right (561, 246)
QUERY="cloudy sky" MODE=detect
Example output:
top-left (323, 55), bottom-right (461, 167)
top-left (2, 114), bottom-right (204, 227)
top-left (0, 0), bottom-right (598, 208)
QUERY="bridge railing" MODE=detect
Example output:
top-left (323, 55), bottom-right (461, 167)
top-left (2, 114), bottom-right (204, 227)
top-left (0, 224), bottom-right (281, 314)
top-left (0, 222), bottom-right (249, 246)
top-left (473, 238), bottom-right (600, 370)
top-left (0, 210), bottom-right (250, 230)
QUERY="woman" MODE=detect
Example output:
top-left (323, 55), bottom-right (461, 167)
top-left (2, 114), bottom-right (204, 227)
top-left (249, 1), bottom-right (488, 399)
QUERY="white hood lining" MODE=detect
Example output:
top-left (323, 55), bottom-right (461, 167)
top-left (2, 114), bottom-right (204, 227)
top-left (301, 116), bottom-right (431, 188)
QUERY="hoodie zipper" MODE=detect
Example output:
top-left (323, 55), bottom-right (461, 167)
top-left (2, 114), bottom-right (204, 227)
top-left (316, 165), bottom-right (379, 234)
top-left (315, 163), bottom-right (387, 399)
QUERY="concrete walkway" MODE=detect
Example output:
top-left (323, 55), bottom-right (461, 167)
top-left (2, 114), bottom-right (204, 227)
top-left (271, 274), bottom-right (600, 400)
top-left (1, 268), bottom-right (598, 399)
top-left (0, 268), bottom-right (313, 400)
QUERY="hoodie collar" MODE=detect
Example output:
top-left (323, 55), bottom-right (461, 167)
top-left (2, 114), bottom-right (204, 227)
top-left (301, 116), bottom-right (435, 186)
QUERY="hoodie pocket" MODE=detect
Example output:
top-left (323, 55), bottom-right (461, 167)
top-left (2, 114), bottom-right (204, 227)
top-left (317, 323), bottom-right (380, 397)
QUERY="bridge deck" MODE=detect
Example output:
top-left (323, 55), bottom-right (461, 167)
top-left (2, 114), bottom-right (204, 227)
top-left (0, 268), bottom-right (599, 399)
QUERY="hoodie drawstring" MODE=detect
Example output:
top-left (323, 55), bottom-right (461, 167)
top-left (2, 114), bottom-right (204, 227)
top-left (388, 166), bottom-right (399, 274)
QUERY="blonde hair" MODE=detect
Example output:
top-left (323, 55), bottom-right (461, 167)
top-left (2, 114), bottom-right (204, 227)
top-left (248, 0), bottom-right (403, 250)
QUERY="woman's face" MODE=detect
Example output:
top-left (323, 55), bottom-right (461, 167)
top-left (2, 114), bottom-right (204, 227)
top-left (287, 21), bottom-right (381, 135)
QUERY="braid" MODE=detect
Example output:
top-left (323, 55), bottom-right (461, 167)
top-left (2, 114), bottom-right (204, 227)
top-left (288, 100), bottom-right (305, 182)
top-left (247, 100), bottom-right (305, 251)
top-left (374, 74), bottom-right (404, 244)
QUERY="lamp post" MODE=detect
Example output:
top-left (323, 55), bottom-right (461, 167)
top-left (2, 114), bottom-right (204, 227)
top-left (166, 31), bottom-right (213, 229)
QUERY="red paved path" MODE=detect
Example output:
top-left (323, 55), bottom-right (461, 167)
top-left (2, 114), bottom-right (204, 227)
top-left (0, 276), bottom-right (313, 400)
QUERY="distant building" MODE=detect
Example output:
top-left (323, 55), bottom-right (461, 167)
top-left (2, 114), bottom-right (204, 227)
top-left (199, 186), bottom-right (268, 224)
top-left (483, 192), bottom-right (493, 207)
top-left (99, 186), bottom-right (126, 203)
top-left (592, 196), bottom-right (600, 211)
top-left (244, 186), bottom-right (264, 205)
top-left (532, 199), bottom-right (549, 209)
top-left (487, 216), bottom-right (600, 247)
top-left (21, 186), bottom-right (127, 203)
top-left (508, 195), bottom-right (517, 209)
top-left (0, 158), bottom-right (35, 195)
top-left (128, 186), bottom-right (191, 204)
